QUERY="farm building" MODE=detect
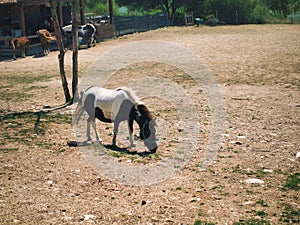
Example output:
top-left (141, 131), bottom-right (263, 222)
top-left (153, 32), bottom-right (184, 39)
top-left (0, 0), bottom-right (89, 57)
top-left (0, 0), bottom-right (74, 46)
top-left (0, 0), bottom-right (115, 57)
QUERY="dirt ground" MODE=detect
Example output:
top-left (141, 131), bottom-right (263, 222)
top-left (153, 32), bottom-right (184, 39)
top-left (0, 25), bottom-right (299, 224)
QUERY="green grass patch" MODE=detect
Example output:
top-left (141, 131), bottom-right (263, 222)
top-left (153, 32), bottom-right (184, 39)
top-left (283, 173), bottom-right (300, 191)
top-left (110, 152), bottom-right (122, 158)
top-left (194, 220), bottom-right (216, 225)
top-left (0, 91), bottom-right (33, 101)
top-left (24, 85), bottom-right (48, 92)
top-left (212, 184), bottom-right (225, 190)
top-left (0, 147), bottom-right (19, 153)
top-left (251, 169), bottom-right (268, 178)
top-left (280, 204), bottom-right (300, 224)
top-left (256, 200), bottom-right (268, 207)
top-left (3, 75), bottom-right (52, 84)
top-left (233, 218), bottom-right (270, 225)
top-left (232, 164), bottom-right (245, 174)
top-left (255, 210), bottom-right (267, 216)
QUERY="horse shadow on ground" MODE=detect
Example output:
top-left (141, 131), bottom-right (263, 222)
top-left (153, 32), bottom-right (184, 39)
top-left (33, 53), bottom-right (46, 58)
top-left (68, 140), bottom-right (152, 157)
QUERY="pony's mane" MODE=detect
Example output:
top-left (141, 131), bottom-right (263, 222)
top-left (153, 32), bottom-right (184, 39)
top-left (116, 87), bottom-right (154, 119)
top-left (137, 104), bottom-right (154, 120)
top-left (116, 87), bottom-right (142, 105)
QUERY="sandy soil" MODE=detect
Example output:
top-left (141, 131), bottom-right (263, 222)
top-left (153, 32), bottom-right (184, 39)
top-left (0, 24), bottom-right (299, 224)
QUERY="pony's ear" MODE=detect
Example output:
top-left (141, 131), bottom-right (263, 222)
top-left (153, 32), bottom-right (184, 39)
top-left (150, 118), bottom-right (157, 127)
top-left (134, 105), bottom-right (142, 117)
top-left (134, 134), bottom-right (141, 140)
top-left (134, 110), bottom-right (141, 119)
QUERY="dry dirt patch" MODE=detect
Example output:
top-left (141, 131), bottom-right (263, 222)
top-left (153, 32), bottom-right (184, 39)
top-left (0, 25), bottom-right (299, 224)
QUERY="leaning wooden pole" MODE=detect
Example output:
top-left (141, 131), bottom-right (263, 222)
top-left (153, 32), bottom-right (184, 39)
top-left (72, 0), bottom-right (79, 101)
top-left (49, 0), bottom-right (71, 103)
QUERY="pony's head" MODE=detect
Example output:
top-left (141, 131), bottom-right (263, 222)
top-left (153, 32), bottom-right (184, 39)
top-left (135, 104), bottom-right (158, 153)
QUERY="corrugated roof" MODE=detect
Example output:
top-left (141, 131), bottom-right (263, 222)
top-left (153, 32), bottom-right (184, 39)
top-left (0, 0), bottom-right (70, 6)
top-left (0, 0), bottom-right (18, 5)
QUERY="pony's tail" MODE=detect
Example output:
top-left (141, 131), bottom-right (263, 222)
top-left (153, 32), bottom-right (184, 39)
top-left (74, 90), bottom-right (85, 125)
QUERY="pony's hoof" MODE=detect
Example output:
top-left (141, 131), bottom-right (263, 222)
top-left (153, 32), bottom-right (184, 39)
top-left (149, 147), bottom-right (158, 154)
top-left (130, 143), bottom-right (136, 148)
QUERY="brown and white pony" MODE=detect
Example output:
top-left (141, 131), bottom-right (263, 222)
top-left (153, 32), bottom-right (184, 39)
top-left (36, 29), bottom-right (56, 55)
top-left (75, 86), bottom-right (158, 153)
top-left (11, 37), bottom-right (30, 60)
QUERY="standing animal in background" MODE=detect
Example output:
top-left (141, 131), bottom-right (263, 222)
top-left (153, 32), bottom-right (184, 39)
top-left (11, 37), bottom-right (30, 60)
top-left (62, 23), bottom-right (96, 48)
top-left (75, 86), bottom-right (158, 153)
top-left (78, 23), bottom-right (96, 48)
top-left (36, 29), bottom-right (56, 56)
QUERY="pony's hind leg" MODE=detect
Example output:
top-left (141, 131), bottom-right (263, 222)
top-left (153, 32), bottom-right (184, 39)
top-left (84, 94), bottom-right (102, 143)
top-left (91, 121), bottom-right (102, 143)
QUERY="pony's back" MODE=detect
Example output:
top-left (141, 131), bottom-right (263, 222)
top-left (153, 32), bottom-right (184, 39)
top-left (117, 87), bottom-right (142, 106)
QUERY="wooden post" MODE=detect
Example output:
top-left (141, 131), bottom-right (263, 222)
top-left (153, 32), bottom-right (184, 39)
top-left (57, 1), bottom-right (63, 26)
top-left (19, 2), bottom-right (26, 36)
top-left (108, 0), bottom-right (114, 24)
top-left (72, 0), bottom-right (79, 100)
top-left (79, 0), bottom-right (85, 25)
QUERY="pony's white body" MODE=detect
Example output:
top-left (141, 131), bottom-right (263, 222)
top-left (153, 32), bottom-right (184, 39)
top-left (81, 87), bottom-right (142, 121)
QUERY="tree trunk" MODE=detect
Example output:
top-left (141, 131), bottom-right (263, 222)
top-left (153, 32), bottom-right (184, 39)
top-left (79, 0), bottom-right (85, 25)
top-left (49, 0), bottom-right (71, 103)
top-left (108, 0), bottom-right (114, 24)
top-left (72, 0), bottom-right (79, 101)
top-left (171, 0), bottom-right (177, 24)
top-left (163, 0), bottom-right (171, 23)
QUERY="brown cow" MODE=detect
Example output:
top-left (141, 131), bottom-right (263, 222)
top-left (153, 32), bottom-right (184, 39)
top-left (36, 29), bottom-right (56, 56)
top-left (11, 37), bottom-right (30, 60)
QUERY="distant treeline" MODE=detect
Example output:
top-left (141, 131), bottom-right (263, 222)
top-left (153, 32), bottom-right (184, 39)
top-left (85, 0), bottom-right (300, 24)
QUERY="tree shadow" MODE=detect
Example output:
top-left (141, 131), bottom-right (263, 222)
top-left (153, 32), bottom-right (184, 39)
top-left (0, 101), bottom-right (72, 133)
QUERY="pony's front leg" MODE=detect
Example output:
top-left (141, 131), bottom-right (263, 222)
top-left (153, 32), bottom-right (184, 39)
top-left (128, 119), bottom-right (135, 147)
top-left (112, 121), bottom-right (120, 146)
top-left (86, 121), bottom-right (92, 141)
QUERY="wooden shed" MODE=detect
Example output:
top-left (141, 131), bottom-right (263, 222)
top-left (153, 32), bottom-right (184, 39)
top-left (0, 0), bottom-right (73, 47)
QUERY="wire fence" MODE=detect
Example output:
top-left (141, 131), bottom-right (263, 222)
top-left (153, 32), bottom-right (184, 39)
top-left (114, 13), bottom-right (169, 37)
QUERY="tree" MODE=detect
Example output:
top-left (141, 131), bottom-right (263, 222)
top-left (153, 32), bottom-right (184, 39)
top-left (49, 0), bottom-right (71, 103)
top-left (264, 0), bottom-right (293, 17)
top-left (116, 0), bottom-right (183, 24)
